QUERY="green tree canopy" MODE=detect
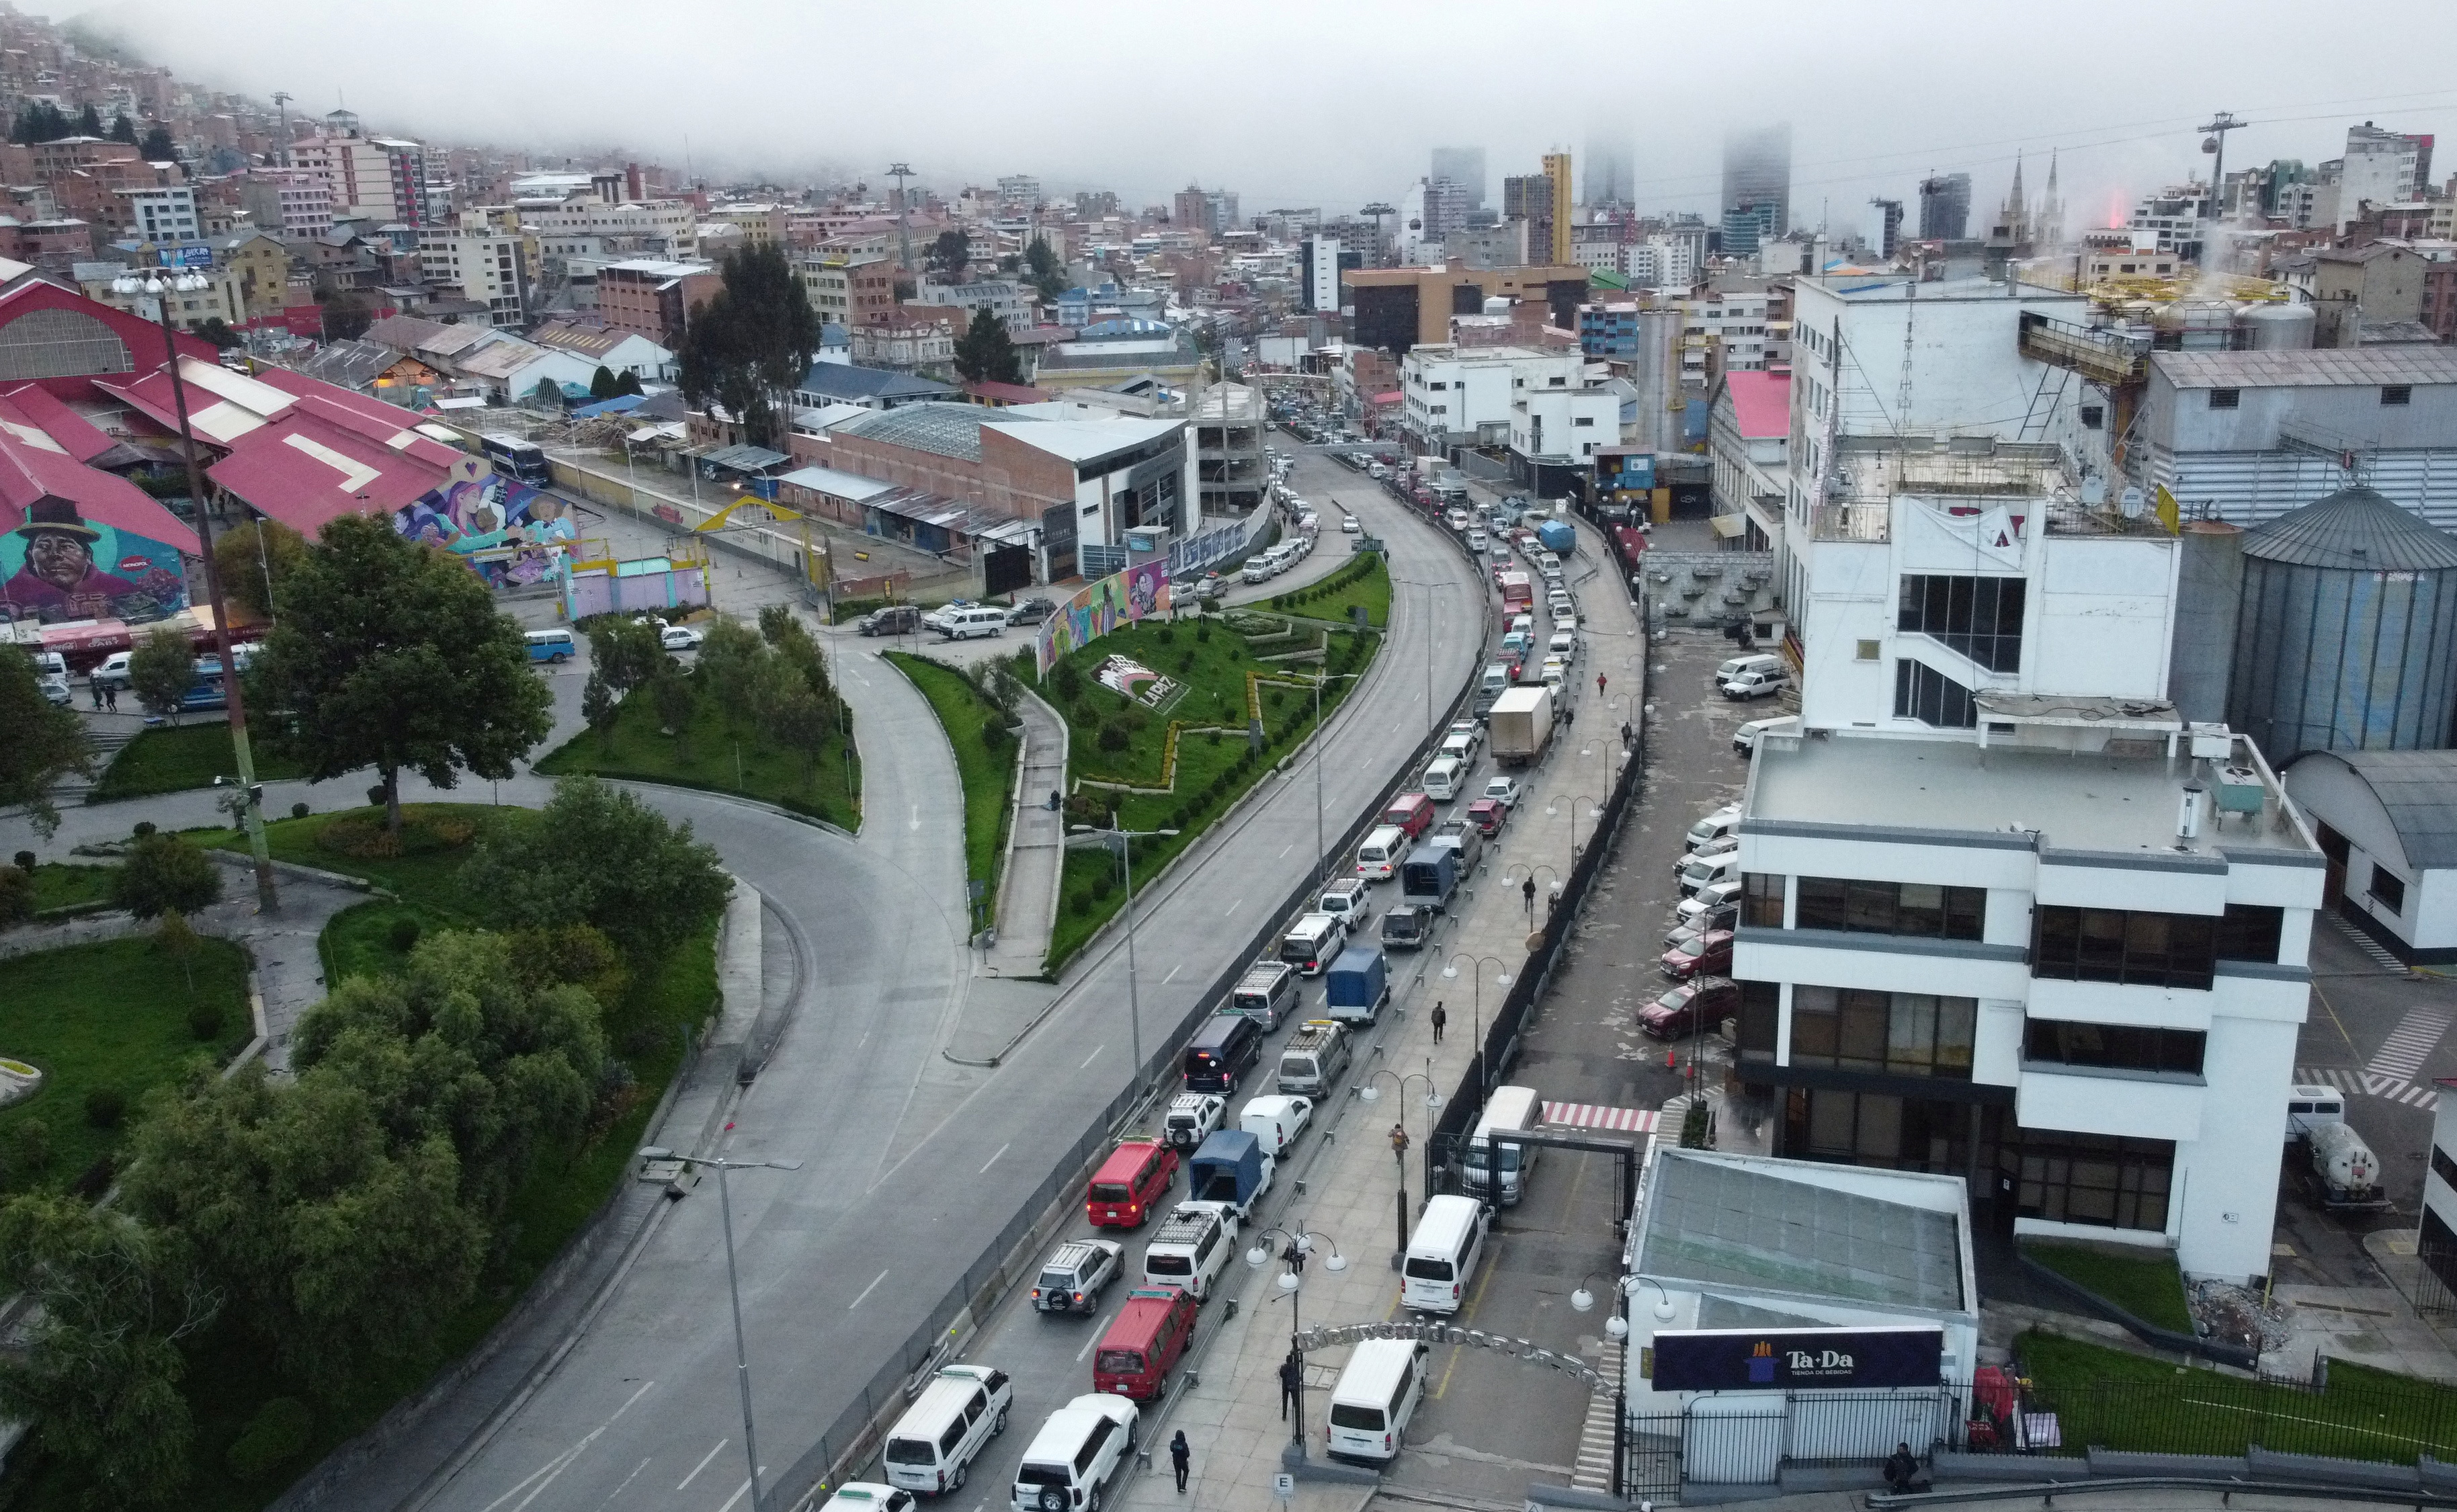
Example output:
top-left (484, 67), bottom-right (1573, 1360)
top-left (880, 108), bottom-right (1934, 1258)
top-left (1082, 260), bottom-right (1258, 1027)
top-left (1024, 235), bottom-right (1069, 303)
top-left (212, 517), bottom-right (306, 620)
top-left (581, 614), bottom-right (664, 694)
top-left (588, 364), bottom-right (620, 400)
top-left (9, 101), bottom-right (69, 144)
top-left (690, 618), bottom-right (769, 732)
top-left (0, 1195), bottom-right (216, 1505)
top-left (614, 368), bottom-right (644, 396)
top-left (194, 316), bottom-right (243, 350)
top-left (138, 123), bottom-right (173, 161)
top-left (108, 112), bottom-right (136, 144)
top-left (925, 228), bottom-right (972, 284)
top-left (675, 246), bottom-right (819, 450)
top-left (457, 775), bottom-right (731, 955)
top-left (0, 646), bottom-right (89, 837)
top-left (113, 833), bottom-right (222, 919)
top-left (75, 103), bottom-right (100, 137)
top-left (129, 624), bottom-right (192, 722)
top-left (321, 290), bottom-right (372, 341)
top-left (249, 515), bottom-right (553, 833)
top-left (953, 306), bottom-right (1023, 386)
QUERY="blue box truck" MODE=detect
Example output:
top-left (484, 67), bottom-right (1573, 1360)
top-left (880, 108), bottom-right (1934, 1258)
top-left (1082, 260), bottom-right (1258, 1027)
top-left (1323, 944), bottom-right (1390, 1026)
top-left (1401, 843), bottom-right (1458, 913)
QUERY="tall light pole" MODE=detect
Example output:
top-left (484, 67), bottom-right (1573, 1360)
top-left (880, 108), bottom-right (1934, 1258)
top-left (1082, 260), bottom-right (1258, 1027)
top-left (116, 269), bottom-right (278, 913)
top-left (1070, 821), bottom-right (1177, 1084)
top-left (1439, 953), bottom-right (1512, 1118)
top-left (639, 1146), bottom-right (804, 1512)
top-left (1244, 1224), bottom-right (1347, 1454)
top-left (1358, 1067), bottom-right (1442, 1263)
top-left (1504, 864), bottom-right (1561, 929)
top-left (1390, 574), bottom-right (1443, 735)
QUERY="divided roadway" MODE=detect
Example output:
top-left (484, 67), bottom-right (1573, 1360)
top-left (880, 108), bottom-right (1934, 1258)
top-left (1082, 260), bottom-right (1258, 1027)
top-left (420, 448), bottom-right (1489, 1512)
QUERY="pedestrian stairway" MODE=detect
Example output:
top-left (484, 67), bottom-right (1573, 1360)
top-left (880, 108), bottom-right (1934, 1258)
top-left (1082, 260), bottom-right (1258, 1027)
top-left (1571, 1337), bottom-right (1624, 1493)
top-left (48, 724), bottom-right (132, 803)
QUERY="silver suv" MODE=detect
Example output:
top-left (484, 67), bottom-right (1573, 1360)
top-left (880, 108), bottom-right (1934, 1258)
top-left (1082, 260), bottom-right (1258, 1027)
top-left (1032, 1238), bottom-right (1123, 1314)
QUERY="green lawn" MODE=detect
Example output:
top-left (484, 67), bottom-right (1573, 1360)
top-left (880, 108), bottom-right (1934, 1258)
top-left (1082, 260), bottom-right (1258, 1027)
top-left (2017, 1328), bottom-right (2457, 1463)
top-left (1271, 550), bottom-right (1391, 628)
top-left (1040, 616), bottom-right (1378, 971)
top-left (30, 862), bottom-right (118, 914)
top-left (194, 802), bottom-right (527, 914)
top-left (319, 898), bottom-right (464, 985)
top-left (885, 653), bottom-right (1019, 932)
top-left (88, 722), bottom-right (306, 802)
top-left (533, 683), bottom-right (860, 828)
top-left (0, 935), bottom-right (253, 1196)
top-left (2024, 1240), bottom-right (2193, 1333)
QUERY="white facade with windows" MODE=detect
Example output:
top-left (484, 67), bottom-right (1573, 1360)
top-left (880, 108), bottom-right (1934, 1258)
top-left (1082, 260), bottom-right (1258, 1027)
top-left (1508, 383), bottom-right (1619, 467)
top-left (1400, 343), bottom-right (1586, 454)
top-left (126, 186), bottom-right (199, 245)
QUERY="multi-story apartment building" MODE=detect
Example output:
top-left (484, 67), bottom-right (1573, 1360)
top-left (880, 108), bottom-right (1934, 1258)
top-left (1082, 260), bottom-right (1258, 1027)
top-left (595, 258), bottom-right (719, 346)
top-left (1507, 378), bottom-right (1620, 496)
top-left (419, 211), bottom-right (530, 328)
top-left (1710, 369), bottom-right (1790, 550)
top-left (1399, 341), bottom-right (1587, 456)
top-left (706, 202), bottom-right (786, 250)
top-left (1735, 438), bottom-right (2323, 1284)
top-left (239, 169), bottom-right (333, 241)
top-left (1681, 289), bottom-right (1775, 387)
top-left (523, 197), bottom-right (696, 260)
top-left (123, 185), bottom-right (198, 245)
top-left (913, 278), bottom-right (1032, 331)
top-left (796, 253), bottom-right (895, 329)
top-left (286, 110), bottom-right (424, 225)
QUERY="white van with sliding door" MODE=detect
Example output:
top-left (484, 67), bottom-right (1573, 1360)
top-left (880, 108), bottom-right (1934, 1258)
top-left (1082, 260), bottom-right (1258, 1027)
top-left (1401, 1194), bottom-right (1489, 1314)
top-left (1355, 824), bottom-right (1408, 882)
top-left (1462, 1085), bottom-right (1542, 1207)
top-left (882, 1363), bottom-right (1013, 1494)
top-left (1421, 756), bottom-right (1465, 802)
top-left (937, 605), bottom-right (1009, 641)
top-left (1326, 1337), bottom-right (1431, 1462)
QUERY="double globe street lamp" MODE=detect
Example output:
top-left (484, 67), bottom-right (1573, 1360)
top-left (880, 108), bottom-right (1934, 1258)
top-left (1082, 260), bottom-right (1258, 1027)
top-left (1571, 1272), bottom-right (1678, 1500)
top-left (1357, 1067), bottom-right (1442, 1261)
top-left (1245, 1224), bottom-right (1347, 1455)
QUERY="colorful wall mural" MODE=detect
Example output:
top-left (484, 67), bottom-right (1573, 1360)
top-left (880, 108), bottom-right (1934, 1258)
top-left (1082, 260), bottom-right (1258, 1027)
top-left (0, 497), bottom-right (188, 626)
top-left (1034, 560), bottom-right (1171, 675)
top-left (392, 468), bottom-right (579, 591)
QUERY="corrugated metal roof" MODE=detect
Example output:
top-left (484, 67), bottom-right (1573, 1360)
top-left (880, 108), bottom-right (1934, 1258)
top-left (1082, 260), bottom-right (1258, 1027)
top-left (2243, 485), bottom-right (2457, 571)
top-left (2155, 346), bottom-right (2457, 389)
top-left (1639, 1150), bottom-right (1964, 1313)
top-left (2326, 750), bottom-right (2457, 870)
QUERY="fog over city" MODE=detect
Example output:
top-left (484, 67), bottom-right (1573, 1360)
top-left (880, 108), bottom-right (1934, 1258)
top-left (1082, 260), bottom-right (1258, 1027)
top-left (67, 0), bottom-right (2457, 241)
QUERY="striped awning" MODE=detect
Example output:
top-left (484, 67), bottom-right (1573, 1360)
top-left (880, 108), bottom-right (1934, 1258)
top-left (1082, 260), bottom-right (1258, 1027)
top-left (1542, 1102), bottom-right (1660, 1133)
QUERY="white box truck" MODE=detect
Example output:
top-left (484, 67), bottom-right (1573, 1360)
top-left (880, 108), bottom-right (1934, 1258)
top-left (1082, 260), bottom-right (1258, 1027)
top-left (1487, 685), bottom-right (1553, 768)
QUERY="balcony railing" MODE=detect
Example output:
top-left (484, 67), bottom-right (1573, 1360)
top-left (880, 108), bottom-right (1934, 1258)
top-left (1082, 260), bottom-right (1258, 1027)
top-left (2017, 312), bottom-right (2149, 386)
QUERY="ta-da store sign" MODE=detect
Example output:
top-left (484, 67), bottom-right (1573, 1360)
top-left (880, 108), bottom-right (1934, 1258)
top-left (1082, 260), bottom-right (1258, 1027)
top-left (1649, 1325), bottom-right (1944, 1391)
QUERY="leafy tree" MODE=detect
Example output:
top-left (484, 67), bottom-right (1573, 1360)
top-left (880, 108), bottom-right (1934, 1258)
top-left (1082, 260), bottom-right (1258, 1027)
top-left (953, 306), bottom-right (1023, 386)
top-left (290, 930), bottom-right (606, 1220)
top-left (75, 102), bottom-right (100, 138)
top-left (529, 376), bottom-right (563, 409)
top-left (1024, 235), bottom-right (1068, 304)
top-left (588, 365), bottom-right (619, 401)
top-left (757, 603), bottom-right (831, 698)
top-left (582, 614), bottom-right (663, 694)
top-left (613, 368), bottom-right (644, 397)
top-left (114, 834), bottom-right (222, 919)
top-left (138, 123), bottom-right (173, 161)
top-left (108, 112), bottom-right (136, 144)
top-left (122, 1064), bottom-right (487, 1398)
top-left (320, 290), bottom-right (372, 341)
top-left (155, 909), bottom-right (202, 993)
top-left (129, 624), bottom-right (194, 723)
top-left (690, 618), bottom-right (768, 732)
top-left (0, 1195), bottom-right (216, 1507)
top-left (212, 517), bottom-right (306, 620)
top-left (9, 101), bottom-right (69, 144)
top-left (194, 316), bottom-right (242, 350)
top-left (759, 663), bottom-right (832, 784)
top-left (0, 645), bottom-right (89, 838)
top-left (648, 669), bottom-right (697, 760)
top-left (457, 775), bottom-right (731, 955)
top-left (580, 670), bottom-right (616, 751)
top-left (250, 514), bottom-right (553, 835)
top-left (675, 246), bottom-right (819, 450)
top-left (923, 228), bottom-right (972, 284)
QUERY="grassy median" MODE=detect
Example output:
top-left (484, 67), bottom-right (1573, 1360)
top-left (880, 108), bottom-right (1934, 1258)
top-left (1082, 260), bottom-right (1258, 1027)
top-left (884, 653), bottom-right (1020, 931)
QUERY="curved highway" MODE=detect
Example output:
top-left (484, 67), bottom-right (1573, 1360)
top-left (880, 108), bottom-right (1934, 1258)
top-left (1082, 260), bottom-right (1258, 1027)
top-left (419, 454), bottom-right (1487, 1512)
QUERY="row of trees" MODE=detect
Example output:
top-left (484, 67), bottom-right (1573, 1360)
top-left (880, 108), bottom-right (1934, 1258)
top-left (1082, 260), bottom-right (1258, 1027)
top-left (0, 778), bottom-right (729, 1500)
top-left (8, 100), bottom-right (173, 156)
top-left (675, 246), bottom-right (819, 451)
top-left (580, 604), bottom-right (843, 782)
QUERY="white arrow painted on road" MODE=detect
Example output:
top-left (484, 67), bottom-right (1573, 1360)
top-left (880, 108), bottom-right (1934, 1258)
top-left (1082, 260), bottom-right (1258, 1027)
top-left (476, 1378), bottom-right (655, 1512)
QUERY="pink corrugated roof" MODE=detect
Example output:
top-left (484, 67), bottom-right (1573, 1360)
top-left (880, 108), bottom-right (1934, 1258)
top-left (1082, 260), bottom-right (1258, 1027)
top-left (0, 430), bottom-right (198, 554)
top-left (1724, 371), bottom-right (1790, 439)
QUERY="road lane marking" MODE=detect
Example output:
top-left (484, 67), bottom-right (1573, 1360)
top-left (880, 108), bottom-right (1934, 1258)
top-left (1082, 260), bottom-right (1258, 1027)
top-left (909, 803), bottom-right (920, 831)
top-left (1433, 1250), bottom-right (1503, 1400)
top-left (1163, 964), bottom-right (1182, 984)
top-left (849, 1268), bottom-right (891, 1310)
top-left (1080, 1044), bottom-right (1107, 1069)
top-left (715, 1471), bottom-right (769, 1512)
top-left (981, 1142), bottom-right (1010, 1174)
top-left (599, 1458), bottom-right (651, 1508)
top-left (1079, 1307), bottom-right (1120, 1361)
top-left (1225, 897), bottom-right (1243, 916)
top-left (678, 1439), bottom-right (728, 1491)
top-left (479, 1378), bottom-right (656, 1512)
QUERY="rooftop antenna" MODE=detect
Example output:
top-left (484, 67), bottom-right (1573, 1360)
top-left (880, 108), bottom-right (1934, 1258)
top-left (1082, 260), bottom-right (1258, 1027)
top-left (888, 161), bottom-right (915, 271)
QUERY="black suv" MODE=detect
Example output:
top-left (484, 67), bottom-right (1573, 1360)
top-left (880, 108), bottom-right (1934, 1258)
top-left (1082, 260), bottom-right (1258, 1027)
top-left (1006, 597), bottom-right (1057, 625)
top-left (857, 603), bottom-right (923, 636)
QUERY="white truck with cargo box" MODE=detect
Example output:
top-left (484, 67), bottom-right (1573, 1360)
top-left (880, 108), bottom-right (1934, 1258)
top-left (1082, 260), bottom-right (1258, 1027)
top-left (1487, 685), bottom-right (1554, 768)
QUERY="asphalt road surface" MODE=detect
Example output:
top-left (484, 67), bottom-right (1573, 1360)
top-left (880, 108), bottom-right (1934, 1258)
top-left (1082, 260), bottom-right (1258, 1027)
top-left (422, 449), bottom-right (1491, 1512)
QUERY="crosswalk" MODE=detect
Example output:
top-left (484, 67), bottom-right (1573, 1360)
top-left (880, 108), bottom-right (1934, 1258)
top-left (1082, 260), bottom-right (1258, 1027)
top-left (2330, 912), bottom-right (2409, 970)
top-left (2368, 1008), bottom-right (2451, 1083)
top-left (2298, 1065), bottom-right (2443, 1109)
top-left (1571, 1337), bottom-right (1623, 1492)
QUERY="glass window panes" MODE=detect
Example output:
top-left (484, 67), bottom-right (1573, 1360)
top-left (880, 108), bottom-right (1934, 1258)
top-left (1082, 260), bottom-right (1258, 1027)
top-left (2034, 906), bottom-right (2217, 990)
top-left (1788, 986), bottom-right (1975, 1079)
top-left (1897, 574), bottom-right (2026, 672)
top-left (1893, 659), bottom-right (1978, 728)
top-left (1794, 877), bottom-right (1984, 940)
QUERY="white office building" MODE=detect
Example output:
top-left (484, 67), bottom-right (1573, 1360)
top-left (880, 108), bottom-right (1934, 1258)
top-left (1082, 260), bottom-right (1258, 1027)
top-left (125, 186), bottom-right (200, 245)
top-left (1400, 342), bottom-right (1587, 455)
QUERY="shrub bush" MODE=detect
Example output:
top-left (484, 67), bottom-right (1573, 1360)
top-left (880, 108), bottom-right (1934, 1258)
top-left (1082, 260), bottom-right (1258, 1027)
top-left (1067, 891), bottom-right (1090, 917)
top-left (11, 1117), bottom-right (48, 1174)
top-left (11, 849), bottom-right (30, 872)
top-left (1155, 624), bottom-right (1173, 644)
top-left (112, 833), bottom-right (222, 919)
top-left (387, 915), bottom-right (423, 954)
top-left (291, 802), bottom-right (310, 820)
top-left (1195, 622), bottom-right (1211, 642)
top-left (1089, 873), bottom-right (1114, 902)
top-left (226, 1397), bottom-right (314, 1482)
top-left (83, 1088), bottom-right (125, 1130)
top-left (0, 864), bottom-right (30, 926)
top-left (131, 821), bottom-right (155, 839)
top-left (1169, 806), bottom-right (1189, 829)
top-left (981, 715), bottom-right (1010, 749)
top-left (1097, 722), bottom-right (1129, 753)
top-left (68, 1154), bottom-right (113, 1200)
top-left (187, 1001), bottom-right (224, 1041)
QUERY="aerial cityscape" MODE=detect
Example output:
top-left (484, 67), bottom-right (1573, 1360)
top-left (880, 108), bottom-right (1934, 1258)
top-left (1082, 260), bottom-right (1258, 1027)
top-left (8, 5), bottom-right (2457, 1512)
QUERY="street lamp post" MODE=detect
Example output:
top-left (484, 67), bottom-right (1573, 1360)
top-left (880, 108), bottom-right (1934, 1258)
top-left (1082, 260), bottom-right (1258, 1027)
top-left (1504, 864), bottom-right (1561, 928)
top-left (1438, 953), bottom-right (1513, 1118)
top-left (1546, 792), bottom-right (1606, 870)
top-left (1069, 821), bottom-right (1178, 1083)
top-left (115, 269), bottom-right (278, 913)
top-left (1357, 1066), bottom-right (1443, 1263)
top-left (638, 1146), bottom-right (805, 1512)
top-left (1571, 1273), bottom-right (1678, 1499)
top-left (1244, 1224), bottom-right (1348, 1454)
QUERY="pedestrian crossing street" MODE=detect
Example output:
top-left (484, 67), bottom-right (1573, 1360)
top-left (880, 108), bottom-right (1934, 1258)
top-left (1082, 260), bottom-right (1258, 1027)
top-left (2368, 1007), bottom-right (2452, 1084)
top-left (2330, 911), bottom-right (2409, 970)
top-left (1571, 1337), bottom-right (1623, 1492)
top-left (2298, 1066), bottom-right (2442, 1109)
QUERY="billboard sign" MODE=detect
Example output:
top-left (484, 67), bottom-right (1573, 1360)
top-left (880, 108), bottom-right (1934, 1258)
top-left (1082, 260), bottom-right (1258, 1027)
top-left (1649, 1327), bottom-right (1943, 1392)
top-left (159, 243), bottom-right (214, 269)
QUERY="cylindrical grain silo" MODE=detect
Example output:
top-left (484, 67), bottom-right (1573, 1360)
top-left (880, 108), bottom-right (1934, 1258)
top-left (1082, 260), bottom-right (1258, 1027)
top-left (2245, 301), bottom-right (2317, 350)
top-left (2169, 519), bottom-right (2245, 724)
top-left (2227, 486), bottom-right (2457, 764)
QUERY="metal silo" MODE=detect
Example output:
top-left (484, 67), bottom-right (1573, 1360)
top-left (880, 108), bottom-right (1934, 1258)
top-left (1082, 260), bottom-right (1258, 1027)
top-left (2168, 519), bottom-right (2244, 724)
top-left (2227, 486), bottom-right (2457, 763)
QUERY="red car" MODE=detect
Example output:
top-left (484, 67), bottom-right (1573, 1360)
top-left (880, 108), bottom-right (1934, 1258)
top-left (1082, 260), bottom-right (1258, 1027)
top-left (1468, 798), bottom-right (1509, 837)
top-left (1638, 978), bottom-right (1739, 1040)
top-left (1661, 929), bottom-right (1735, 980)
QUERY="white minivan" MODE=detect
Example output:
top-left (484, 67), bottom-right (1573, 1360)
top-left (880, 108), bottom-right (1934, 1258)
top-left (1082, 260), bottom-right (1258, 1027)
top-left (1679, 851), bottom-right (1743, 897)
top-left (1463, 1085), bottom-right (1542, 1207)
top-left (1356, 823), bottom-right (1408, 882)
top-left (1401, 1195), bottom-right (1490, 1314)
top-left (1421, 756), bottom-right (1465, 802)
top-left (1327, 1337), bottom-right (1430, 1463)
top-left (1011, 1394), bottom-right (1138, 1512)
top-left (884, 1363), bottom-right (1013, 1495)
top-left (937, 605), bottom-right (1009, 640)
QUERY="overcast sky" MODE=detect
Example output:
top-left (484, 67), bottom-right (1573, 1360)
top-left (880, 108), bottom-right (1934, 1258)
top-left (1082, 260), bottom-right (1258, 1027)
top-left (67, 0), bottom-right (2457, 244)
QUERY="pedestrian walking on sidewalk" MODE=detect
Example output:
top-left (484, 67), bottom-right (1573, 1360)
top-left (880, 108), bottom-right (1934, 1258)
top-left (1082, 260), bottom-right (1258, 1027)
top-left (1563, 706), bottom-right (1575, 732)
top-left (1597, 672), bottom-right (1608, 698)
top-left (1620, 719), bottom-right (1634, 750)
top-left (1431, 1001), bottom-right (1446, 1044)
top-left (103, 682), bottom-right (117, 712)
top-left (88, 679), bottom-right (101, 710)
top-left (1280, 1353), bottom-right (1303, 1420)
top-left (1170, 1429), bottom-right (1191, 1492)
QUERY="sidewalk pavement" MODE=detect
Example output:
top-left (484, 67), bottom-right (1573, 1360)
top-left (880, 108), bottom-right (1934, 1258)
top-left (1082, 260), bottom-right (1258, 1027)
top-left (988, 689), bottom-right (1067, 978)
top-left (1117, 515), bottom-right (1649, 1512)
